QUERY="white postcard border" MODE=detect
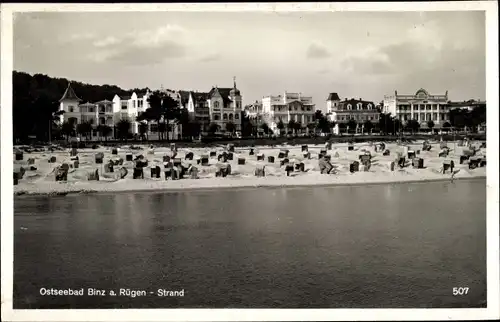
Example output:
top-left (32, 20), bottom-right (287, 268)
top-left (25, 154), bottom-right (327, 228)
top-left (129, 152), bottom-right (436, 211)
top-left (1, 2), bottom-right (498, 321)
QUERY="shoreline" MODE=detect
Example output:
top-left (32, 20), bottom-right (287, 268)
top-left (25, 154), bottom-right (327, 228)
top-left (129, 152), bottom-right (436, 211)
top-left (13, 140), bottom-right (487, 197)
top-left (14, 174), bottom-right (486, 197)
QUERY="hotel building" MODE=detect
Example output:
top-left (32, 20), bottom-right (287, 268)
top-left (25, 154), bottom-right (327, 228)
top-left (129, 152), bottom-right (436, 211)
top-left (382, 88), bottom-right (451, 128)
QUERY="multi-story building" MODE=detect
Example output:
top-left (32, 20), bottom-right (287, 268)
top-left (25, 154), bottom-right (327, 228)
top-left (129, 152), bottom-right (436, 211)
top-left (261, 92), bottom-right (315, 133)
top-left (448, 99), bottom-right (486, 111)
top-left (186, 91), bottom-right (210, 132)
top-left (383, 88), bottom-right (450, 128)
top-left (326, 93), bottom-right (378, 134)
top-left (206, 79), bottom-right (243, 133)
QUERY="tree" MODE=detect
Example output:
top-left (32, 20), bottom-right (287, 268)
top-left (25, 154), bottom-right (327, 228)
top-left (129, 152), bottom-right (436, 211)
top-left (427, 120), bottom-right (435, 133)
top-left (138, 122), bottom-right (149, 140)
top-left (287, 119), bottom-right (296, 135)
top-left (393, 118), bottom-right (403, 134)
top-left (260, 123), bottom-right (271, 135)
top-left (329, 121), bottom-right (336, 134)
top-left (276, 119), bottom-right (285, 136)
top-left (116, 118), bottom-right (131, 141)
top-left (158, 122), bottom-right (167, 140)
top-left (378, 113), bottom-right (394, 135)
top-left (314, 110), bottom-right (324, 122)
top-left (363, 120), bottom-right (374, 135)
top-left (208, 122), bottom-right (220, 135)
top-left (97, 124), bottom-right (112, 141)
top-left (442, 121), bottom-right (452, 133)
top-left (226, 121), bottom-right (236, 134)
top-left (405, 119), bottom-right (420, 134)
top-left (347, 118), bottom-right (357, 134)
top-left (76, 121), bottom-right (92, 140)
top-left (161, 95), bottom-right (182, 141)
top-left (241, 114), bottom-right (253, 137)
top-left (61, 121), bottom-right (75, 141)
top-left (293, 121), bottom-right (302, 135)
top-left (307, 122), bottom-right (316, 135)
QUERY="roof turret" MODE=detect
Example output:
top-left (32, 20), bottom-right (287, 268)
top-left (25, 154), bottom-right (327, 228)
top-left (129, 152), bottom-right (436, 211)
top-left (59, 82), bottom-right (82, 102)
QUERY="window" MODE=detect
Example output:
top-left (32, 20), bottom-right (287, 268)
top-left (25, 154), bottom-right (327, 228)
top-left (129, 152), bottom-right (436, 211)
top-left (235, 113), bottom-right (239, 120)
top-left (121, 103), bottom-right (127, 110)
top-left (214, 114), bottom-right (220, 121)
top-left (367, 104), bottom-right (372, 110)
top-left (89, 118), bottom-right (94, 125)
top-left (433, 113), bottom-right (438, 121)
top-left (229, 114), bottom-right (233, 121)
top-left (89, 107), bottom-right (94, 113)
top-left (80, 106), bottom-right (87, 113)
top-left (100, 106), bottom-right (105, 113)
top-left (347, 104), bottom-right (352, 110)
top-left (100, 117), bottom-right (105, 125)
top-left (236, 102), bottom-right (241, 109)
top-left (214, 101), bottom-right (219, 108)
top-left (223, 113), bottom-right (228, 120)
top-left (415, 114), bottom-right (419, 121)
top-left (441, 114), bottom-right (445, 121)
top-left (69, 106), bottom-right (74, 112)
top-left (357, 103), bottom-right (362, 110)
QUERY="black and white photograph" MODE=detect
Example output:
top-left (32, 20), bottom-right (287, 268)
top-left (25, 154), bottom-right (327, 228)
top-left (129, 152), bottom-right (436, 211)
top-left (1, 2), bottom-right (499, 321)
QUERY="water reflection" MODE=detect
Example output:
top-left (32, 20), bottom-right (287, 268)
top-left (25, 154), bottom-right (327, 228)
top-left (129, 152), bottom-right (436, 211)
top-left (14, 180), bottom-right (487, 308)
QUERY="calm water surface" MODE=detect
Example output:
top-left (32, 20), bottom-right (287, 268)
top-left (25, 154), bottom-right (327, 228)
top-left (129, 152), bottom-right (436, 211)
top-left (14, 180), bottom-right (486, 308)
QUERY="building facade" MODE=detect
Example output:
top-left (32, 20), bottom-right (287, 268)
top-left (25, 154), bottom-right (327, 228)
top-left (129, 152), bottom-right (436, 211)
top-left (261, 92), bottom-right (315, 133)
top-left (59, 82), bottom-right (156, 139)
top-left (383, 88), bottom-right (450, 128)
top-left (325, 93), bottom-right (378, 134)
top-left (447, 99), bottom-right (486, 111)
top-left (206, 79), bottom-right (243, 133)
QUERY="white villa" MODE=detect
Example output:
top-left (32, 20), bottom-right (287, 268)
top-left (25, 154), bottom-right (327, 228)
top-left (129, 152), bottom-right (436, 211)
top-left (260, 92), bottom-right (315, 133)
top-left (58, 82), bottom-right (185, 139)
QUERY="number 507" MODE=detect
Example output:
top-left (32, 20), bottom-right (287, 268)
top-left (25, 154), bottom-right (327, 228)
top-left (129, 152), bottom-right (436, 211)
top-left (453, 287), bottom-right (469, 296)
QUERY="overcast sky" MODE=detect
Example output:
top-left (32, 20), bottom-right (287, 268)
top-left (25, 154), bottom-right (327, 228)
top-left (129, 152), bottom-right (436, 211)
top-left (13, 11), bottom-right (485, 108)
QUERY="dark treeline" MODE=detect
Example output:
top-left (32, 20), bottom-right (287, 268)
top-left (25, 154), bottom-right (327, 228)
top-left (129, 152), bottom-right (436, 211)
top-left (12, 71), bottom-right (148, 142)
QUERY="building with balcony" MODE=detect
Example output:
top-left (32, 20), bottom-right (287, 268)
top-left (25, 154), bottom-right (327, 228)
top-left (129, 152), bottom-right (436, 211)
top-left (261, 92), bottom-right (315, 133)
top-left (326, 93), bottom-right (378, 134)
top-left (383, 88), bottom-right (450, 128)
top-left (186, 91), bottom-right (211, 132)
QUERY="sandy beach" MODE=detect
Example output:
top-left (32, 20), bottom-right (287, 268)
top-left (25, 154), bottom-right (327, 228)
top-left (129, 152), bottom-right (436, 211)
top-left (13, 140), bottom-right (486, 196)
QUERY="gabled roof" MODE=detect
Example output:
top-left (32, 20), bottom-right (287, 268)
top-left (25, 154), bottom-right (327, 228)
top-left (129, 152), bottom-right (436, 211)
top-left (191, 91), bottom-right (208, 103)
top-left (178, 90), bottom-right (191, 104)
top-left (287, 100), bottom-right (304, 105)
top-left (209, 87), bottom-right (233, 105)
top-left (327, 92), bottom-right (340, 101)
top-left (120, 95), bottom-right (132, 101)
top-left (95, 99), bottom-right (113, 105)
top-left (59, 82), bottom-right (82, 102)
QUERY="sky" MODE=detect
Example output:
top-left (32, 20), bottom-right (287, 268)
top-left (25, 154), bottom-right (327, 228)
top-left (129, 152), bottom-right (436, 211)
top-left (13, 11), bottom-right (486, 110)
